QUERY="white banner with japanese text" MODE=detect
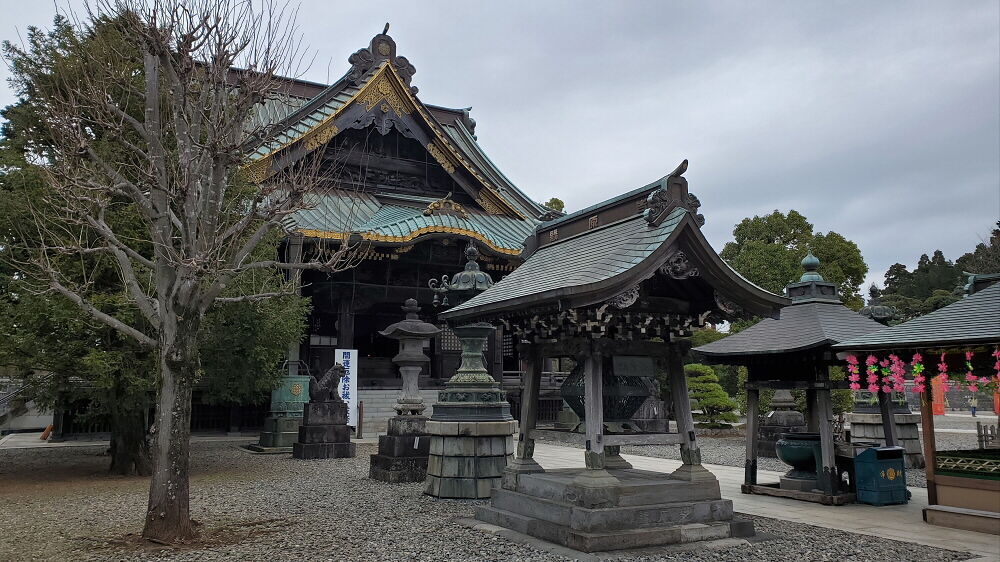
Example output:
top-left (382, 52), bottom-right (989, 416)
top-left (335, 348), bottom-right (358, 427)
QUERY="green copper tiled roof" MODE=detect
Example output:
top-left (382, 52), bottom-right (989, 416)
top-left (834, 282), bottom-right (1000, 351)
top-left (442, 207), bottom-right (689, 316)
top-left (287, 192), bottom-right (535, 255)
top-left (249, 70), bottom-right (372, 162)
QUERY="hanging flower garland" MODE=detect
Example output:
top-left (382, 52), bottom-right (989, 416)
top-left (865, 355), bottom-right (880, 393)
top-left (843, 349), bottom-right (999, 395)
top-left (936, 352), bottom-right (951, 392)
top-left (910, 353), bottom-right (925, 393)
top-left (846, 355), bottom-right (861, 391)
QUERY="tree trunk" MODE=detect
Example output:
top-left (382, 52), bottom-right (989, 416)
top-left (142, 319), bottom-right (198, 542)
top-left (108, 407), bottom-right (152, 476)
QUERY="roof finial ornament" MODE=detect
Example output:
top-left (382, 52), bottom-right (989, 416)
top-left (799, 251), bottom-right (823, 282)
top-left (643, 159), bottom-right (703, 227)
top-left (346, 23), bottom-right (418, 92)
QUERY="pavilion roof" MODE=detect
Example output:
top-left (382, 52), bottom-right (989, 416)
top-left (834, 281), bottom-right (1000, 352)
top-left (695, 301), bottom-right (886, 358)
top-left (695, 253), bottom-right (887, 359)
top-left (440, 163), bottom-right (787, 321)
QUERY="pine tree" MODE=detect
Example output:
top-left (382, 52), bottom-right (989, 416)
top-left (685, 363), bottom-right (739, 428)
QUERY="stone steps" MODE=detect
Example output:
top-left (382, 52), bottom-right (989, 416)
top-left (475, 504), bottom-right (743, 552)
top-left (491, 488), bottom-right (734, 532)
top-left (357, 389), bottom-right (440, 432)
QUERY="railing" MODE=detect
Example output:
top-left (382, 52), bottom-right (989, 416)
top-left (0, 375), bottom-right (52, 418)
top-left (501, 370), bottom-right (570, 391)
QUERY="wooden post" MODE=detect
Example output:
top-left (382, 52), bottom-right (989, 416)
top-left (583, 353), bottom-right (605, 470)
top-left (357, 400), bottom-right (364, 439)
top-left (805, 389), bottom-right (819, 432)
top-left (338, 298), bottom-right (354, 349)
top-left (667, 343), bottom-right (714, 482)
top-left (920, 389), bottom-right (938, 505)
top-left (745, 386), bottom-right (760, 487)
top-left (878, 390), bottom-right (899, 447)
top-left (515, 348), bottom-right (543, 464)
top-left (815, 388), bottom-right (838, 495)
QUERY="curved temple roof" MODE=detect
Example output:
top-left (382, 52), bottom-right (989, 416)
top-left (244, 30), bottom-right (550, 225)
top-left (440, 163), bottom-right (787, 322)
top-left (695, 254), bottom-right (886, 359)
top-left (286, 191), bottom-right (536, 255)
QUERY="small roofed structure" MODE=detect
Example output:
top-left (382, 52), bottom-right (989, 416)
top-left (835, 279), bottom-right (1000, 534)
top-left (695, 253), bottom-right (888, 504)
top-left (440, 161), bottom-right (787, 552)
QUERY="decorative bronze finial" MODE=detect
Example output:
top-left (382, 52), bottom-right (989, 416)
top-left (383, 22), bottom-right (390, 35)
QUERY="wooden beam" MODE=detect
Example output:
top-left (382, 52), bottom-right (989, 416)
top-left (604, 433), bottom-right (684, 446)
top-left (583, 354), bottom-right (606, 469)
top-left (525, 429), bottom-right (683, 447)
top-left (816, 388), bottom-right (838, 494)
top-left (878, 390), bottom-right (899, 447)
top-left (920, 390), bottom-right (938, 505)
top-left (668, 345), bottom-right (699, 461)
top-left (745, 388), bottom-right (760, 486)
top-left (745, 380), bottom-right (852, 390)
top-left (516, 350), bottom-right (543, 460)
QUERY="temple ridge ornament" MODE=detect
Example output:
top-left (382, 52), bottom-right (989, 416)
top-left (607, 285), bottom-right (640, 309)
top-left (660, 250), bottom-right (700, 279)
top-left (347, 24), bottom-right (418, 93)
top-left (424, 195), bottom-right (469, 219)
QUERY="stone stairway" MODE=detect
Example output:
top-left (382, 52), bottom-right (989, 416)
top-left (358, 389), bottom-right (440, 434)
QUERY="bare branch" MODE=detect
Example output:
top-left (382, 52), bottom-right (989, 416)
top-left (49, 278), bottom-right (157, 349)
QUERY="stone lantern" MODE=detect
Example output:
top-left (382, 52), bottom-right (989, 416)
top-left (423, 243), bottom-right (516, 499)
top-left (428, 243), bottom-right (494, 307)
top-left (369, 299), bottom-right (441, 482)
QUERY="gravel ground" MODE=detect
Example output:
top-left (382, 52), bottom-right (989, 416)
top-left (0, 440), bottom-right (976, 561)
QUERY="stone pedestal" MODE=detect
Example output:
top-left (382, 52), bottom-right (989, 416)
top-left (249, 374), bottom-right (310, 452)
top-left (293, 400), bottom-right (356, 459)
top-left (847, 412), bottom-right (924, 468)
top-left (370, 416), bottom-right (431, 482)
top-left (476, 469), bottom-right (753, 552)
top-left (425, 419), bottom-right (517, 498)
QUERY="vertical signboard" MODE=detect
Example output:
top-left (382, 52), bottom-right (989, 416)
top-left (336, 348), bottom-right (359, 427)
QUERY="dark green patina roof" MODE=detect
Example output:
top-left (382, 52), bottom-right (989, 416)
top-left (834, 281), bottom-right (1000, 351)
top-left (286, 191), bottom-right (535, 255)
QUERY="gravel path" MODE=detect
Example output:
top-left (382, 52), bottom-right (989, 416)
top-left (0, 441), bottom-right (976, 561)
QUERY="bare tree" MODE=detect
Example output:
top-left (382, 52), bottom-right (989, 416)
top-left (3, 0), bottom-right (363, 541)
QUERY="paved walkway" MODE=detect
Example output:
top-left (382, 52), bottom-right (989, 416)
top-left (532, 443), bottom-right (1000, 560)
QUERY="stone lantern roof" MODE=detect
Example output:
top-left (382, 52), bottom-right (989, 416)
top-left (379, 299), bottom-right (441, 340)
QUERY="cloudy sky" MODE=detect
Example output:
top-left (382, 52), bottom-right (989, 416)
top-left (3, 1), bottom-right (998, 291)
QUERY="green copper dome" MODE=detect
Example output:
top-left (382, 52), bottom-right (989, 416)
top-left (799, 251), bottom-right (824, 282)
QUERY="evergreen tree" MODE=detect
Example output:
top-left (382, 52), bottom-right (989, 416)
top-left (685, 363), bottom-right (738, 428)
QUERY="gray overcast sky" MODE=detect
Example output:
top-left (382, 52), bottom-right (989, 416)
top-left (3, 1), bottom-right (998, 292)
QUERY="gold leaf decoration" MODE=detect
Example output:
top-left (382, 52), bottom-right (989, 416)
top-left (358, 73), bottom-right (410, 116)
top-left (426, 142), bottom-right (456, 173)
